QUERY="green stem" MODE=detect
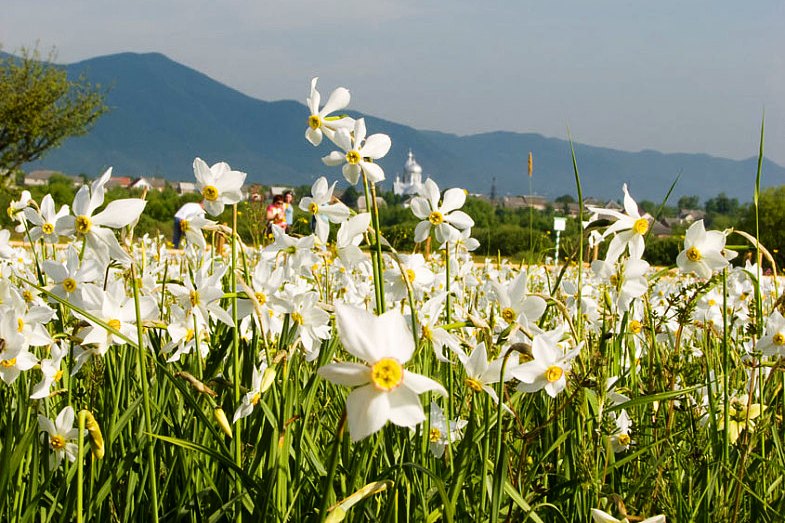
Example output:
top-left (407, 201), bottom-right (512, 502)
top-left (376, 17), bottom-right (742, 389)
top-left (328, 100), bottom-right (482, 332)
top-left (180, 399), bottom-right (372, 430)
top-left (445, 241), bottom-right (451, 324)
top-left (231, 204), bottom-right (243, 522)
top-left (77, 410), bottom-right (86, 523)
top-left (318, 411), bottom-right (347, 522)
top-left (130, 265), bottom-right (159, 523)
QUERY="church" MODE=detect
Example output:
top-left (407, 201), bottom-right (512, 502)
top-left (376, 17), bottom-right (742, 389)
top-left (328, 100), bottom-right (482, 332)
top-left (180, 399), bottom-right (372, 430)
top-left (392, 150), bottom-right (427, 196)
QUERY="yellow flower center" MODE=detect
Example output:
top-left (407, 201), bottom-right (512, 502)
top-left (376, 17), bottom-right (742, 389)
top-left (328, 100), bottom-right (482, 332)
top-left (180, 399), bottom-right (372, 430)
top-left (22, 290), bottom-right (34, 303)
top-left (308, 114), bottom-right (321, 130)
top-left (189, 290), bottom-right (200, 307)
top-left (42, 222), bottom-right (55, 235)
top-left (251, 392), bottom-right (262, 406)
top-left (708, 299), bottom-right (717, 307)
top-left (49, 435), bottom-right (66, 450)
top-left (686, 246), bottom-right (702, 262)
top-left (1, 358), bottom-right (17, 368)
top-left (773, 332), bottom-right (785, 346)
top-left (255, 292), bottom-right (267, 306)
top-left (633, 218), bottom-right (649, 235)
top-left (54, 370), bottom-right (64, 381)
top-left (370, 357), bottom-right (404, 391)
top-left (291, 312), bottom-right (304, 325)
top-left (421, 325), bottom-right (433, 341)
top-left (501, 307), bottom-right (517, 323)
top-left (75, 215), bottom-right (92, 234)
top-left (202, 185), bottom-right (219, 201)
top-left (609, 273), bottom-right (619, 287)
top-left (184, 329), bottom-right (195, 342)
top-left (617, 433), bottom-right (631, 447)
top-left (465, 377), bottom-right (483, 392)
top-left (404, 269), bottom-right (416, 283)
top-left (62, 278), bottom-right (77, 293)
top-left (180, 219), bottom-right (190, 233)
top-left (428, 211), bottom-right (444, 226)
top-left (107, 319), bottom-right (121, 331)
top-left (309, 202), bottom-right (319, 214)
top-left (429, 427), bottom-right (442, 443)
top-left (346, 150), bottom-right (362, 165)
top-left (629, 320), bottom-right (642, 334)
top-left (17, 318), bottom-right (24, 332)
top-left (545, 365), bottom-right (563, 383)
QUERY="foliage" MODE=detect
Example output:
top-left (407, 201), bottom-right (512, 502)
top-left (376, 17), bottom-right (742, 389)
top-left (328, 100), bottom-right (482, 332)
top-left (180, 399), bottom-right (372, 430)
top-left (0, 48), bottom-right (107, 178)
top-left (740, 185), bottom-right (785, 268)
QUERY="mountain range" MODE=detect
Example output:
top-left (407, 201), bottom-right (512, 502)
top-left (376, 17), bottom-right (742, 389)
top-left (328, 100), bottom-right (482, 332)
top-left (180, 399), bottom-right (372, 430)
top-left (22, 52), bottom-right (785, 202)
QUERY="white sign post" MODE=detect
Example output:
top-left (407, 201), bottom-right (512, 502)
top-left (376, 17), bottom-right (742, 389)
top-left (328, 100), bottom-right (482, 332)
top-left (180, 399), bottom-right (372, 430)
top-left (553, 217), bottom-right (566, 266)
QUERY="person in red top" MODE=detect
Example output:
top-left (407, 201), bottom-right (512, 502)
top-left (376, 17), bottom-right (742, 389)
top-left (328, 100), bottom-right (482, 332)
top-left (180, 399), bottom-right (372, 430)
top-left (265, 194), bottom-right (287, 234)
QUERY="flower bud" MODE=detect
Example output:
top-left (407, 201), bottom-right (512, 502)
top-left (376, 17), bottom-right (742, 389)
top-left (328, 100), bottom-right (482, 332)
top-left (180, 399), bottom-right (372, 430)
top-left (80, 410), bottom-right (105, 459)
top-left (214, 407), bottom-right (233, 438)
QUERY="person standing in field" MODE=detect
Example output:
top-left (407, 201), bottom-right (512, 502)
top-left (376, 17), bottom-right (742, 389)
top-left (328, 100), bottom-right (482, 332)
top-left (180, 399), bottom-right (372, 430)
top-left (266, 194), bottom-right (287, 234)
top-left (283, 191), bottom-right (295, 229)
top-left (173, 200), bottom-right (205, 248)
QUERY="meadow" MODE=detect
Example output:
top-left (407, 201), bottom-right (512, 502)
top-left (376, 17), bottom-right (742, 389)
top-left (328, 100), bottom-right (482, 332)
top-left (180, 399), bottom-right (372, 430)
top-left (0, 79), bottom-right (782, 523)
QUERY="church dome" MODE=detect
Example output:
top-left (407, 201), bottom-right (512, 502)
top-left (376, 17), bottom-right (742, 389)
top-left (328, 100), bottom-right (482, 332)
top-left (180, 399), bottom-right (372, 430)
top-left (404, 150), bottom-right (422, 175)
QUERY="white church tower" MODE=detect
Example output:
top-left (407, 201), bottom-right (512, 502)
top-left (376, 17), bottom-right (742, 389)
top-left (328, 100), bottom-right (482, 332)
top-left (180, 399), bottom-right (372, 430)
top-left (393, 150), bottom-right (426, 196)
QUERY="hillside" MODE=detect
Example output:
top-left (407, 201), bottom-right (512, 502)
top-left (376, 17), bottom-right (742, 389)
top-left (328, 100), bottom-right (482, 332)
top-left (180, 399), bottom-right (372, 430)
top-left (21, 52), bottom-right (785, 201)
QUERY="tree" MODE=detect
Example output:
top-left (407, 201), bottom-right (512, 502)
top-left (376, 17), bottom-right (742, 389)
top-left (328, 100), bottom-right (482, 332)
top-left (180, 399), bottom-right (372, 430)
top-left (677, 195), bottom-right (701, 210)
top-left (740, 185), bottom-right (785, 268)
top-left (0, 48), bottom-right (107, 181)
top-left (705, 192), bottom-right (739, 216)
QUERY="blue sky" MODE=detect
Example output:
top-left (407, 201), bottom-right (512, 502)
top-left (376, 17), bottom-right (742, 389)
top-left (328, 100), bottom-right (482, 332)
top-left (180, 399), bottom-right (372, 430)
top-left (3, 0), bottom-right (783, 165)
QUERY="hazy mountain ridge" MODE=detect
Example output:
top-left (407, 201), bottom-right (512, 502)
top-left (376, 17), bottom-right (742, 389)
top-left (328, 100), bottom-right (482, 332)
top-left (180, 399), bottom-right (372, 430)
top-left (21, 51), bottom-right (784, 201)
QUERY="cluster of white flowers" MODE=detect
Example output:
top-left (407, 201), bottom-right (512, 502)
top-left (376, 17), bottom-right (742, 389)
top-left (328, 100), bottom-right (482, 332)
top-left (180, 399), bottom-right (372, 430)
top-left (0, 77), bottom-right (778, 518)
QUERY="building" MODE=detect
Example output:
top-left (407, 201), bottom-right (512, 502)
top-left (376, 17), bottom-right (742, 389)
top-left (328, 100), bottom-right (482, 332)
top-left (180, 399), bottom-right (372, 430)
top-left (129, 177), bottom-right (169, 192)
top-left (393, 150), bottom-right (426, 196)
top-left (23, 170), bottom-right (83, 187)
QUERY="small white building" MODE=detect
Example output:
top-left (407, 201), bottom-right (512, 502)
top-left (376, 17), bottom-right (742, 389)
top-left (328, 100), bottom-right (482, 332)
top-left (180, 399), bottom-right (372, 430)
top-left (393, 150), bottom-right (427, 196)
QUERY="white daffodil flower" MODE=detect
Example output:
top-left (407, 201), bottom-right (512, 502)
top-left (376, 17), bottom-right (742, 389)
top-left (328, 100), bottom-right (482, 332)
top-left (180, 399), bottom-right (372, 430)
top-left (418, 293), bottom-right (466, 363)
top-left (676, 219), bottom-right (735, 279)
top-left (305, 77), bottom-right (354, 146)
top-left (410, 179), bottom-right (474, 244)
top-left (233, 360), bottom-right (275, 423)
top-left (8, 190), bottom-right (33, 233)
top-left (162, 304), bottom-right (209, 362)
top-left (336, 213), bottom-right (371, 268)
top-left (490, 271), bottom-right (547, 330)
top-left (178, 213), bottom-right (216, 251)
top-left (427, 402), bottom-right (467, 458)
top-left (322, 118), bottom-right (392, 185)
top-left (512, 328), bottom-right (581, 398)
top-left (591, 257), bottom-right (650, 312)
top-left (318, 304), bottom-right (447, 441)
top-left (272, 288), bottom-right (330, 361)
top-left (758, 310), bottom-right (785, 359)
top-left (385, 253), bottom-right (435, 302)
top-left (169, 264), bottom-right (234, 328)
top-left (0, 312), bottom-right (37, 384)
top-left (56, 168), bottom-right (147, 264)
top-left (38, 406), bottom-right (81, 468)
top-left (42, 246), bottom-right (103, 304)
top-left (299, 177), bottom-right (350, 243)
top-left (610, 409), bottom-right (634, 453)
top-left (78, 280), bottom-right (158, 351)
top-left (192, 157), bottom-right (247, 216)
top-left (459, 341), bottom-right (512, 408)
top-left (588, 183), bottom-right (650, 263)
top-left (31, 343), bottom-right (67, 399)
top-left (23, 194), bottom-right (70, 243)
top-left (0, 229), bottom-right (14, 259)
